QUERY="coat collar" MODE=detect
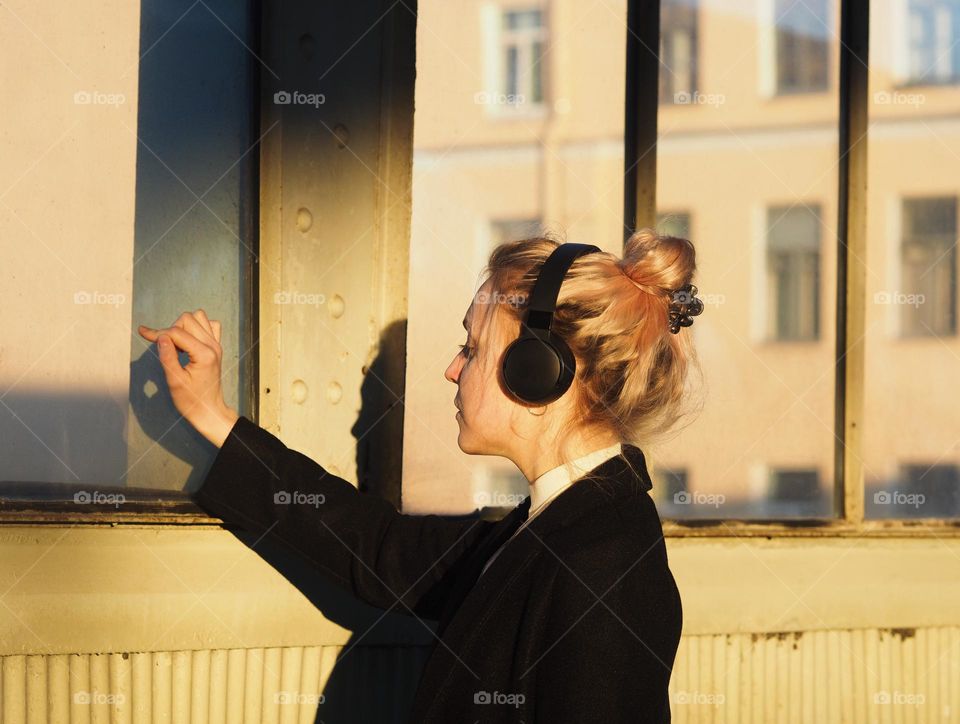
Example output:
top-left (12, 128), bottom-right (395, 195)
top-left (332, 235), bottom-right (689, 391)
top-left (521, 442), bottom-right (654, 538)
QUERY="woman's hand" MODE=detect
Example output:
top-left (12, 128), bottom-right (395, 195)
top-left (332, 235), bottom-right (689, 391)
top-left (137, 309), bottom-right (239, 448)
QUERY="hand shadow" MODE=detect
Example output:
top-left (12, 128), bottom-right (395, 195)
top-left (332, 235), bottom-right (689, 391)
top-left (127, 345), bottom-right (217, 491)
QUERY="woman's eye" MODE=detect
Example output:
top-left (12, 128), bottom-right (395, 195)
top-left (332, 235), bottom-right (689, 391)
top-left (458, 344), bottom-right (473, 359)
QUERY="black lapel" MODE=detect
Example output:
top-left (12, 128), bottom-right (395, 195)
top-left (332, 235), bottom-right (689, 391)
top-left (434, 495), bottom-right (531, 636)
top-left (431, 444), bottom-right (653, 636)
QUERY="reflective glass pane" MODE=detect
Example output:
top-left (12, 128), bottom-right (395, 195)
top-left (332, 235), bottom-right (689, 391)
top-left (405, 0), bottom-right (626, 513)
top-left (0, 0), bottom-right (256, 491)
top-left (864, 0), bottom-right (960, 519)
top-left (653, 0), bottom-right (840, 519)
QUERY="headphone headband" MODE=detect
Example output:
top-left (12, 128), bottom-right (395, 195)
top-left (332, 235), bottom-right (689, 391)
top-left (521, 243), bottom-right (601, 334)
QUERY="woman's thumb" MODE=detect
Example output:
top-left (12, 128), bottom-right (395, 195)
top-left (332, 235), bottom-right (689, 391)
top-left (156, 334), bottom-right (176, 368)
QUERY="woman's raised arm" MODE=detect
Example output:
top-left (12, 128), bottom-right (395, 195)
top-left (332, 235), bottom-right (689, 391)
top-left (138, 310), bottom-right (492, 618)
top-left (195, 414), bottom-right (494, 620)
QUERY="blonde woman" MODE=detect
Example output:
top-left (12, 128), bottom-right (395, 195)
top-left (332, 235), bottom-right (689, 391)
top-left (138, 228), bottom-right (702, 723)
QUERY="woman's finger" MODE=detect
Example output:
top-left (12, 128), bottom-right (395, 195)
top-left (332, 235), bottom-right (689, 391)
top-left (176, 311), bottom-right (216, 348)
top-left (210, 320), bottom-right (221, 344)
top-left (150, 326), bottom-right (212, 366)
top-left (193, 309), bottom-right (215, 338)
top-left (138, 324), bottom-right (160, 341)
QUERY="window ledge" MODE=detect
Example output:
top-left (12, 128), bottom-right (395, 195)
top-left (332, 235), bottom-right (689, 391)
top-left (663, 519), bottom-right (960, 538)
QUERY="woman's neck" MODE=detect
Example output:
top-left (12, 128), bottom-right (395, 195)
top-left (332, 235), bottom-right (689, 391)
top-left (514, 429), bottom-right (622, 483)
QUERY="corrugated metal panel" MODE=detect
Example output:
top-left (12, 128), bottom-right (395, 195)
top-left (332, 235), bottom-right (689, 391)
top-left (2, 630), bottom-right (958, 722)
top-left (668, 627), bottom-right (960, 723)
top-left (0, 646), bottom-right (433, 724)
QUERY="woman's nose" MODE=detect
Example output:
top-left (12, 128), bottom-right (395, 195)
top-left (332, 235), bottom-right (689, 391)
top-left (444, 353), bottom-right (461, 384)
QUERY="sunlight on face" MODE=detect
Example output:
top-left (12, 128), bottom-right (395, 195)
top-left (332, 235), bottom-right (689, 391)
top-left (444, 279), bottom-right (529, 457)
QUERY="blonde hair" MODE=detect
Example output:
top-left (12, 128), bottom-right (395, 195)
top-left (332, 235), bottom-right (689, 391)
top-left (472, 227), bottom-right (705, 471)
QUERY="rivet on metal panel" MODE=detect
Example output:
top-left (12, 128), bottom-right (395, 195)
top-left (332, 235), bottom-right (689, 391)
top-left (291, 379), bottom-right (308, 404)
top-left (329, 294), bottom-right (345, 318)
top-left (327, 381), bottom-right (343, 404)
top-left (296, 207), bottom-right (313, 232)
top-left (333, 124), bottom-right (349, 148)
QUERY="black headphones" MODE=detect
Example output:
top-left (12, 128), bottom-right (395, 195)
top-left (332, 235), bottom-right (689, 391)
top-left (500, 243), bottom-right (601, 405)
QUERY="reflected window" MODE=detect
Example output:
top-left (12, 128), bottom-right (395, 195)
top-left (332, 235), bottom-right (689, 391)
top-left (767, 205), bottom-right (822, 341)
top-left (900, 197), bottom-right (957, 337)
top-left (659, 0), bottom-right (699, 104)
top-left (775, 0), bottom-right (830, 93)
top-left (499, 8), bottom-right (547, 110)
top-left (906, 0), bottom-right (960, 84)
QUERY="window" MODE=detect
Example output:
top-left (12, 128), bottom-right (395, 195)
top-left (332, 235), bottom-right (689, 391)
top-left (408, 0), bottom-right (958, 535)
top-left (656, 0), bottom-right (839, 523)
top-left (767, 205), bottom-right (822, 341)
top-left (774, 0), bottom-right (830, 93)
top-left (652, 467), bottom-right (688, 510)
top-left (768, 468), bottom-right (828, 516)
top-left (659, 0), bottom-right (698, 104)
top-left (490, 218), bottom-right (543, 248)
top-left (899, 197), bottom-right (957, 337)
top-left (489, 7), bottom-right (548, 113)
top-left (1, 0), bottom-right (258, 496)
top-left (865, 2), bottom-right (960, 521)
top-left (406, 0), bottom-right (625, 514)
top-left (868, 464), bottom-right (960, 518)
top-left (655, 211), bottom-right (691, 239)
top-left (906, 0), bottom-right (960, 84)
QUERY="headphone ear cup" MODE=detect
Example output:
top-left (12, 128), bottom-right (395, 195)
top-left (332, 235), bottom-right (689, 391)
top-left (501, 333), bottom-right (577, 404)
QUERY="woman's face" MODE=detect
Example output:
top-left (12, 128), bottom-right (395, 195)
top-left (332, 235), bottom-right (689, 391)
top-left (445, 280), bottom-right (526, 456)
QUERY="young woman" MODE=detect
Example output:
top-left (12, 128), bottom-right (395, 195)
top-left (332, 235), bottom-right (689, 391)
top-left (138, 228), bottom-right (703, 723)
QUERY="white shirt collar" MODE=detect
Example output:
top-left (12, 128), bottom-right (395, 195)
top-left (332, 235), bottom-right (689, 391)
top-left (528, 441), bottom-right (623, 515)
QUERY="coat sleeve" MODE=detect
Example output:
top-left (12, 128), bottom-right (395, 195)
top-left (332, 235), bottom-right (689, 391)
top-left (530, 540), bottom-right (683, 723)
top-left (193, 414), bottom-right (494, 620)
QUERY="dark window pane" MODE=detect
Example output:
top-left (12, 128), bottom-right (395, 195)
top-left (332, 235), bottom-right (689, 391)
top-left (775, 0), bottom-right (830, 93)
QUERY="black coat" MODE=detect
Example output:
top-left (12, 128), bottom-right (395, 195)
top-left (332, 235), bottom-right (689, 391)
top-left (194, 416), bottom-right (683, 723)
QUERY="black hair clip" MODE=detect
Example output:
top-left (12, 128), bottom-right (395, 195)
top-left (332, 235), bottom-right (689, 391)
top-left (668, 283), bottom-right (704, 334)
